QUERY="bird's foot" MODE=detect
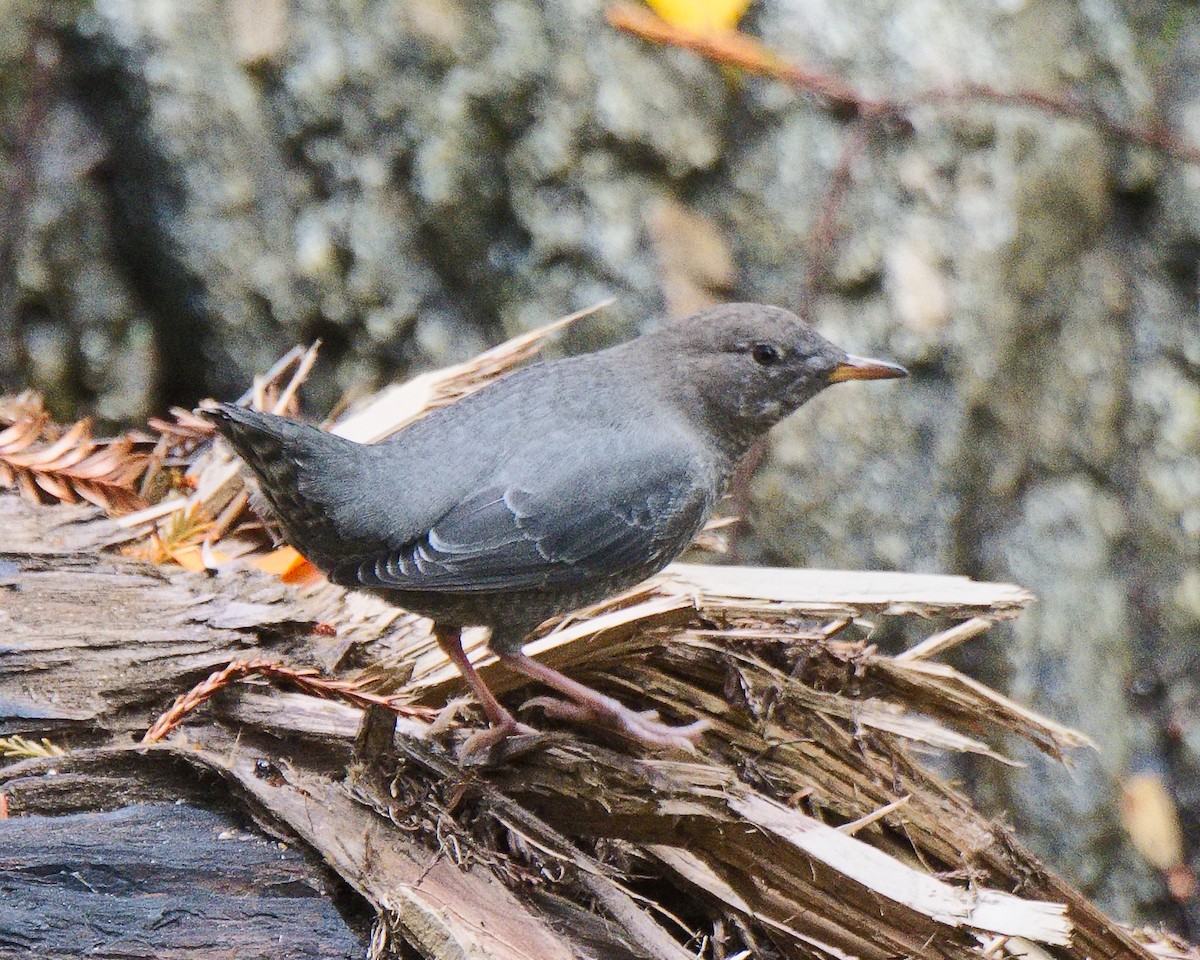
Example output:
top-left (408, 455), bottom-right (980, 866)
top-left (501, 651), bottom-right (709, 751)
top-left (522, 693), bottom-right (710, 752)
top-left (431, 624), bottom-right (702, 757)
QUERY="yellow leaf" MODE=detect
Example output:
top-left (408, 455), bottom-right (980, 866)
top-left (644, 0), bottom-right (752, 34)
top-left (1120, 771), bottom-right (1183, 871)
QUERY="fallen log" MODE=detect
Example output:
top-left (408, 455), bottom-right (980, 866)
top-left (1, 494), bottom-right (1181, 960)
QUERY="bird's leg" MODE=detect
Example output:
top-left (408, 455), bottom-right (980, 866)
top-left (432, 624), bottom-right (520, 736)
top-left (500, 652), bottom-right (710, 751)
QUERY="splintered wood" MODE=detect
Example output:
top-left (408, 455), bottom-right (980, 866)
top-left (0, 494), bottom-right (1164, 960)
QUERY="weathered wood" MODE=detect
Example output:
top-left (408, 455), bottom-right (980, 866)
top-left (0, 802), bottom-right (367, 959)
top-left (0, 551), bottom-right (323, 738)
top-left (0, 495), bottom-right (1167, 960)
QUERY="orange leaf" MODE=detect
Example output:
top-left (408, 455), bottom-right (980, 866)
top-left (251, 546), bottom-right (306, 575)
top-left (244, 546), bottom-right (324, 586)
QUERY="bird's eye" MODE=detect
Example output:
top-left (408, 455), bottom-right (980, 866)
top-left (751, 343), bottom-right (782, 366)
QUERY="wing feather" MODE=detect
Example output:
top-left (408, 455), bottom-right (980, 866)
top-left (336, 433), bottom-right (714, 594)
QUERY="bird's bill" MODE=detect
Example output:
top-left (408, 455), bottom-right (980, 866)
top-left (828, 355), bottom-right (909, 383)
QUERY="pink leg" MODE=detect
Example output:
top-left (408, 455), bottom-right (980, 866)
top-left (433, 625), bottom-right (518, 734)
top-left (500, 652), bottom-right (709, 751)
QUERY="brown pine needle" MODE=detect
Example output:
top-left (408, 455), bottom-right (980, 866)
top-left (0, 409), bottom-right (148, 514)
top-left (142, 657), bottom-right (438, 744)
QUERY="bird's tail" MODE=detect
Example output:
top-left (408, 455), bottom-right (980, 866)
top-left (200, 401), bottom-right (379, 572)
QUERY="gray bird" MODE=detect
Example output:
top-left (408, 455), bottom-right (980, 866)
top-left (202, 303), bottom-right (906, 751)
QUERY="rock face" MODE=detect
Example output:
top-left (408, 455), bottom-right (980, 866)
top-left (2, 0), bottom-right (1199, 926)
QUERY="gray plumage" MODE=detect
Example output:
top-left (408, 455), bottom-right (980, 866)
top-left (204, 303), bottom-right (906, 749)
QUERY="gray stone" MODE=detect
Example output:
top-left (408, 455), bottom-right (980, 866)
top-left (4, 0), bottom-right (1200, 927)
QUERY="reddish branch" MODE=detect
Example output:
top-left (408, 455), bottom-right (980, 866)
top-left (142, 657), bottom-right (437, 744)
top-left (923, 86), bottom-right (1200, 165)
top-left (606, 2), bottom-right (1200, 165)
top-left (0, 412), bottom-right (149, 514)
top-left (801, 119), bottom-right (873, 308)
top-left (607, 1), bottom-right (1200, 318)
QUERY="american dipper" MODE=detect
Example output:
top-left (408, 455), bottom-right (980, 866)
top-left (203, 303), bottom-right (906, 751)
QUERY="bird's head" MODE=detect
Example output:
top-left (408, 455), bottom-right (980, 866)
top-left (647, 303), bottom-right (907, 449)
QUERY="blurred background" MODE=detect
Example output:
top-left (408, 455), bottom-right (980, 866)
top-left (2, 0), bottom-right (1199, 935)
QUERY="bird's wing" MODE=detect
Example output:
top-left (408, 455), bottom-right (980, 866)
top-left (334, 432), bottom-right (715, 594)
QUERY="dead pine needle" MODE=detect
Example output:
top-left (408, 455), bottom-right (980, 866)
top-left (0, 733), bottom-right (67, 759)
top-left (0, 412), bottom-right (149, 514)
top-left (143, 657), bottom-right (437, 743)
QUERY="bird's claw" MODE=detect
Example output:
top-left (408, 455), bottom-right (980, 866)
top-left (457, 717), bottom-right (541, 764)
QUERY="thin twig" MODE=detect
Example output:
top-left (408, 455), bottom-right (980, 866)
top-left (607, 2), bottom-right (1200, 165)
top-left (206, 487), bottom-right (250, 544)
top-left (801, 119), bottom-right (873, 310)
top-left (247, 345), bottom-right (308, 410)
top-left (981, 934), bottom-right (1011, 956)
top-left (271, 340), bottom-right (322, 415)
top-left (922, 85), bottom-right (1200, 165)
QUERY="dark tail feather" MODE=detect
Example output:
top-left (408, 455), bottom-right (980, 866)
top-left (202, 402), bottom-right (313, 496)
top-left (199, 401), bottom-right (371, 571)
